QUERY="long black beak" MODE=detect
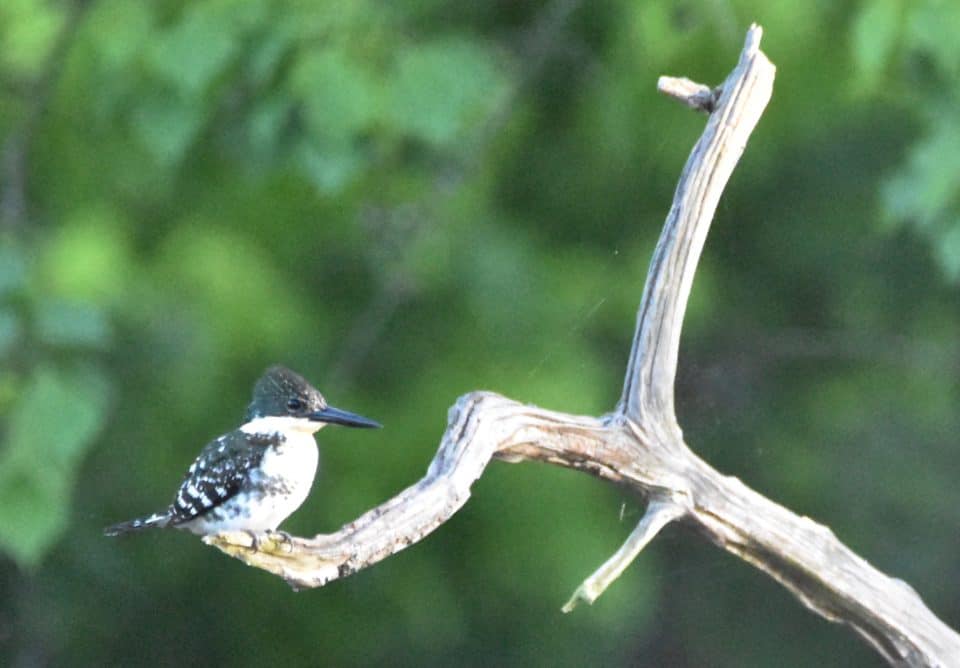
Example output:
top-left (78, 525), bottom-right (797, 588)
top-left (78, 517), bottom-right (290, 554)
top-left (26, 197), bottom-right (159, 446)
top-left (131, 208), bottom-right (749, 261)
top-left (309, 405), bottom-right (381, 429)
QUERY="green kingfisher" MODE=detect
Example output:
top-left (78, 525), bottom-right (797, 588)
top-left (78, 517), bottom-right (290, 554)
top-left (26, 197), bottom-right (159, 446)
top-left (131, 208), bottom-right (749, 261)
top-left (104, 365), bottom-right (380, 537)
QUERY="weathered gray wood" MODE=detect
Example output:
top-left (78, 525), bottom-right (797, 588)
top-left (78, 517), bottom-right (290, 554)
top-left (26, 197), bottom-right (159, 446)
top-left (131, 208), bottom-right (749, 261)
top-left (205, 25), bottom-right (960, 666)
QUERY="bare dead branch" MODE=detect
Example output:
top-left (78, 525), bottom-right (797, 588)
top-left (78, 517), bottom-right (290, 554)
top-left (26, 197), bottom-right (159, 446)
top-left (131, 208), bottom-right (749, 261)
top-left (618, 25), bottom-right (773, 424)
top-left (204, 25), bottom-right (960, 666)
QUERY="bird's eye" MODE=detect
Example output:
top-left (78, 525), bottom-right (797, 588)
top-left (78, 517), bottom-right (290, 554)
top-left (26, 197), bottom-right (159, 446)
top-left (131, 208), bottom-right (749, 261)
top-left (286, 398), bottom-right (304, 412)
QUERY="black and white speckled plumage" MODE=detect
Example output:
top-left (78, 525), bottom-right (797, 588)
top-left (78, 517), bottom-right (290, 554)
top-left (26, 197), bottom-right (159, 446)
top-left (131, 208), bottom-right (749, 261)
top-left (104, 366), bottom-right (379, 537)
top-left (172, 430), bottom-right (279, 523)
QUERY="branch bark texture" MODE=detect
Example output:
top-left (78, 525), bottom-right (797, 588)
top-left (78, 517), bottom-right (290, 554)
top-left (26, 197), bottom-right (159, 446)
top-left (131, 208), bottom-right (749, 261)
top-left (206, 25), bottom-right (960, 667)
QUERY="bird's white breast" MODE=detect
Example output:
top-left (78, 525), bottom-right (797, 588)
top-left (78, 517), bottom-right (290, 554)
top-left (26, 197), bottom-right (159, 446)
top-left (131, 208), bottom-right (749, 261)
top-left (257, 429), bottom-right (320, 493)
top-left (185, 418), bottom-right (322, 534)
top-left (247, 429), bottom-right (319, 530)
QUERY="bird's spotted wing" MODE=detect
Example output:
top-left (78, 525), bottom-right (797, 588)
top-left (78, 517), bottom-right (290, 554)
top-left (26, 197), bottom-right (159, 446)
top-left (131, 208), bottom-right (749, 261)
top-left (168, 430), bottom-right (272, 524)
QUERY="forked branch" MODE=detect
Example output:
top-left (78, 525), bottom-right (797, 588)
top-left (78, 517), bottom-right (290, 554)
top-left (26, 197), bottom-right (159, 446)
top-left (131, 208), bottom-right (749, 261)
top-left (205, 25), bottom-right (960, 666)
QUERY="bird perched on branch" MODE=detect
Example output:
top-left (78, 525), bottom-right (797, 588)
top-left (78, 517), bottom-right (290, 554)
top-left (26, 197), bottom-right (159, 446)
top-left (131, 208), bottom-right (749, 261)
top-left (104, 365), bottom-right (380, 538)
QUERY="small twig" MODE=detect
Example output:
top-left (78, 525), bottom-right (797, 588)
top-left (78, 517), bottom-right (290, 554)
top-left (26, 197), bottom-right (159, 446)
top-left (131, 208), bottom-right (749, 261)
top-left (657, 77), bottom-right (719, 113)
top-left (562, 499), bottom-right (685, 612)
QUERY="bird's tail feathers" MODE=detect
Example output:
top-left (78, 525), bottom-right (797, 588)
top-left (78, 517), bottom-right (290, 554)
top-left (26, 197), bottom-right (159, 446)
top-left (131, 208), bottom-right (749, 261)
top-left (103, 511), bottom-right (172, 536)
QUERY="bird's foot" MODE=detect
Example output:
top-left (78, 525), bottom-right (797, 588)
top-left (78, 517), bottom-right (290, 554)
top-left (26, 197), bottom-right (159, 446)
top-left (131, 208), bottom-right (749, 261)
top-left (244, 530), bottom-right (263, 551)
top-left (266, 529), bottom-right (295, 552)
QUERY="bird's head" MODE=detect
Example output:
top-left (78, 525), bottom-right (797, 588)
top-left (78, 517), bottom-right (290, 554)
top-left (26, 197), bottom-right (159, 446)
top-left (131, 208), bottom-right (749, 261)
top-left (245, 365), bottom-right (381, 432)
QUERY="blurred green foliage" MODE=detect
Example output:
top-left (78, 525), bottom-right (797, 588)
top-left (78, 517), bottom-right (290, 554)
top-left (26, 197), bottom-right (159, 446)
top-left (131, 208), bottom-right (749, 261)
top-left (1, 1), bottom-right (959, 666)
top-left (0, 365), bottom-right (109, 566)
top-left (851, 0), bottom-right (960, 279)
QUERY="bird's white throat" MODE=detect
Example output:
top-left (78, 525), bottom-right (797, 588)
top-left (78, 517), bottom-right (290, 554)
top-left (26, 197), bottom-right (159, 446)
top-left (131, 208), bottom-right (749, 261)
top-left (241, 415), bottom-right (327, 436)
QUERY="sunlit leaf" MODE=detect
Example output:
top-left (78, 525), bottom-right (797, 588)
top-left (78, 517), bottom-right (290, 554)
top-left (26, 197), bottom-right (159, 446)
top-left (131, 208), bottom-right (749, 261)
top-left (38, 207), bottom-right (133, 304)
top-left (0, 0), bottom-right (65, 77)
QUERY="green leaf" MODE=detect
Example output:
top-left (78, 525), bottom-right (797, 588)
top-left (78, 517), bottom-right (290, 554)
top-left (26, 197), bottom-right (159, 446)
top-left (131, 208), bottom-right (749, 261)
top-left (246, 20), bottom-right (296, 85)
top-left (38, 207), bottom-right (133, 304)
top-left (247, 95), bottom-right (293, 162)
top-left (851, 0), bottom-right (902, 92)
top-left (388, 39), bottom-right (507, 147)
top-left (153, 225), bottom-right (308, 354)
top-left (0, 366), bottom-right (110, 567)
top-left (288, 48), bottom-right (380, 142)
top-left (86, 0), bottom-right (154, 71)
top-left (131, 93), bottom-right (206, 167)
top-left (294, 138), bottom-right (364, 193)
top-left (34, 298), bottom-right (112, 349)
top-left (0, 243), bottom-right (28, 297)
top-left (882, 116), bottom-right (960, 229)
top-left (906, 1), bottom-right (960, 78)
top-left (0, 310), bottom-right (21, 356)
top-left (882, 115), bottom-right (960, 281)
top-left (0, 0), bottom-right (65, 77)
top-left (146, 6), bottom-right (240, 97)
top-left (285, 47), bottom-right (384, 191)
top-left (933, 223), bottom-right (960, 282)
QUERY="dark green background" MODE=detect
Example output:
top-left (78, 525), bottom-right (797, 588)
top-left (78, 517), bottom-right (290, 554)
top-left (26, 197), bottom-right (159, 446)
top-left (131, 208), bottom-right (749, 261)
top-left (1, 1), bottom-right (958, 666)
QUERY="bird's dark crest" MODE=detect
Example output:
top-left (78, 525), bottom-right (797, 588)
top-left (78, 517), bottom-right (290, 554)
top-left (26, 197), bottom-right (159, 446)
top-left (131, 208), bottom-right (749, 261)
top-left (246, 365), bottom-right (326, 420)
